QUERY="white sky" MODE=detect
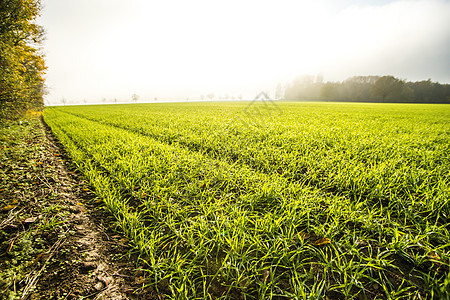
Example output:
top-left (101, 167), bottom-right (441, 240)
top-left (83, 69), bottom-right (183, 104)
top-left (39, 0), bottom-right (450, 103)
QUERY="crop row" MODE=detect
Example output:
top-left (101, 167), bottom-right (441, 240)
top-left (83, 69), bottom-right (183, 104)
top-left (57, 104), bottom-right (449, 228)
top-left (44, 103), bottom-right (450, 299)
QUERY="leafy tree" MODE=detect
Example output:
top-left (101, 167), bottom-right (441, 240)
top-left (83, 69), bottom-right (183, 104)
top-left (410, 79), bottom-right (434, 102)
top-left (341, 76), bottom-right (378, 102)
top-left (0, 0), bottom-right (46, 119)
top-left (320, 82), bottom-right (336, 100)
top-left (400, 85), bottom-right (415, 102)
top-left (371, 76), bottom-right (404, 102)
top-left (285, 74), bottom-right (449, 103)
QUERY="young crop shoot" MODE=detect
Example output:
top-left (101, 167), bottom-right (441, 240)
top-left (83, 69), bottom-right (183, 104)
top-left (44, 102), bottom-right (450, 299)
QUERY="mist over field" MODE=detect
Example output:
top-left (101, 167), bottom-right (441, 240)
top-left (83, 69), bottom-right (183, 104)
top-left (39, 0), bottom-right (450, 104)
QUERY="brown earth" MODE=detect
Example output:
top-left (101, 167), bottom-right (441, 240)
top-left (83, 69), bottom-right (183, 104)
top-left (0, 114), bottom-right (155, 299)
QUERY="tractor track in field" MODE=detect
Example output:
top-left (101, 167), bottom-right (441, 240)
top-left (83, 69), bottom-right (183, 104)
top-left (52, 109), bottom-right (312, 185)
top-left (54, 108), bottom-right (447, 220)
top-left (51, 109), bottom-right (381, 209)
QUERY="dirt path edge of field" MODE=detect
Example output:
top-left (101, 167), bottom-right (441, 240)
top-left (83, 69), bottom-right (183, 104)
top-left (0, 114), bottom-right (154, 299)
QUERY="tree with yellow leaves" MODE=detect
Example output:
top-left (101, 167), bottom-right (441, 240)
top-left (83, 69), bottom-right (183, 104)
top-left (0, 0), bottom-right (46, 120)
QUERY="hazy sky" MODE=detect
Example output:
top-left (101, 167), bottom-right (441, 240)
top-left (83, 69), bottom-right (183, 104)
top-left (39, 0), bottom-right (450, 103)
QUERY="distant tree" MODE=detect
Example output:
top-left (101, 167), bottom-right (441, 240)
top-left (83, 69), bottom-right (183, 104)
top-left (285, 75), bottom-right (319, 100)
top-left (61, 97), bottom-right (67, 106)
top-left (316, 73), bottom-right (324, 84)
top-left (431, 82), bottom-right (444, 102)
top-left (275, 83), bottom-right (283, 100)
top-left (342, 76), bottom-right (379, 101)
top-left (408, 79), bottom-right (434, 102)
top-left (207, 93), bottom-right (214, 101)
top-left (398, 85), bottom-right (415, 102)
top-left (298, 75), bottom-right (315, 85)
top-left (0, 0), bottom-right (47, 119)
top-left (132, 93), bottom-right (139, 102)
top-left (283, 74), bottom-right (448, 103)
top-left (114, 98), bottom-right (118, 103)
top-left (320, 82), bottom-right (336, 100)
top-left (102, 97), bottom-right (106, 103)
top-left (200, 95), bottom-right (205, 101)
top-left (371, 76), bottom-right (404, 102)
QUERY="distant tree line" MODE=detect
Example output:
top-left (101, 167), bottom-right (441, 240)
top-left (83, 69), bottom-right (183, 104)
top-left (0, 0), bottom-right (46, 120)
top-left (284, 75), bottom-right (450, 103)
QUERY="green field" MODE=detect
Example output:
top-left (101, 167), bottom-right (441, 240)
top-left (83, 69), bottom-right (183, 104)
top-left (43, 102), bottom-right (449, 299)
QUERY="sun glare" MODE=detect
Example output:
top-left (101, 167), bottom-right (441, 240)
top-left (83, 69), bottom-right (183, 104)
top-left (40, 0), bottom-right (450, 102)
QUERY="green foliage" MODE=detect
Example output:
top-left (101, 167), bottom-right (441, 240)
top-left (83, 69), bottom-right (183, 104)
top-left (0, 0), bottom-right (46, 120)
top-left (0, 116), bottom-right (67, 299)
top-left (285, 75), bottom-right (450, 103)
top-left (44, 102), bottom-right (450, 299)
top-left (371, 76), bottom-right (404, 102)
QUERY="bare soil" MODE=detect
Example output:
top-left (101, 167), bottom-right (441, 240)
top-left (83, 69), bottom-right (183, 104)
top-left (0, 114), bottom-right (155, 299)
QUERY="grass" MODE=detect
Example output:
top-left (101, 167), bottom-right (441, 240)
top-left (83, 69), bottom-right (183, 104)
top-left (43, 102), bottom-right (450, 299)
top-left (0, 112), bottom-right (156, 298)
top-left (0, 114), bottom-right (66, 299)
